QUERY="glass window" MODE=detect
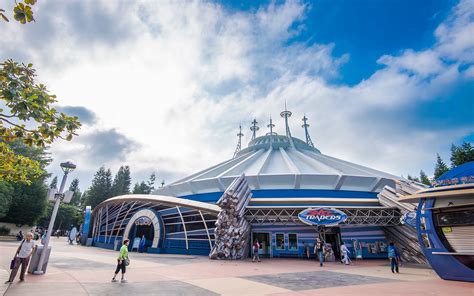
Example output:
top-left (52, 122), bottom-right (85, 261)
top-left (436, 209), bottom-right (474, 227)
top-left (276, 233), bottom-right (284, 249)
top-left (288, 234), bottom-right (297, 250)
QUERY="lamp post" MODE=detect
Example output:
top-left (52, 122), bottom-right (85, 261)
top-left (33, 161), bottom-right (76, 275)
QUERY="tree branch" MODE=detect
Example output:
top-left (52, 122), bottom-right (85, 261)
top-left (0, 117), bottom-right (33, 132)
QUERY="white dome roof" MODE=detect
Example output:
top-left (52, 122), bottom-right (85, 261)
top-left (157, 134), bottom-right (401, 197)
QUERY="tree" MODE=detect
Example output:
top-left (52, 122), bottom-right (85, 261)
top-left (434, 154), bottom-right (449, 179)
top-left (132, 181), bottom-right (149, 194)
top-left (147, 172), bottom-right (156, 192)
top-left (407, 174), bottom-right (420, 183)
top-left (85, 167), bottom-right (113, 208)
top-left (0, 182), bottom-right (13, 219)
top-left (132, 173), bottom-right (158, 194)
top-left (1, 59), bottom-right (81, 183)
top-left (1, 0), bottom-right (37, 24)
top-left (450, 142), bottom-right (474, 168)
top-left (3, 179), bottom-right (48, 225)
top-left (111, 166), bottom-right (131, 197)
top-left (39, 203), bottom-right (82, 230)
top-left (69, 178), bottom-right (83, 206)
top-left (0, 141), bottom-right (51, 225)
top-left (419, 170), bottom-right (431, 186)
top-left (49, 176), bottom-right (58, 189)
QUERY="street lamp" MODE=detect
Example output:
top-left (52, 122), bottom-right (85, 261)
top-left (33, 161), bottom-right (76, 275)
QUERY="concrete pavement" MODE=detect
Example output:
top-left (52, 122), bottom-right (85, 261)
top-left (1, 239), bottom-right (472, 295)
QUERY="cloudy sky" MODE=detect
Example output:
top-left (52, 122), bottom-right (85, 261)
top-left (1, 0), bottom-right (473, 191)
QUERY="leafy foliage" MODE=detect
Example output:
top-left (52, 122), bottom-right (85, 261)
top-left (111, 166), bottom-right (131, 196)
top-left (0, 141), bottom-right (42, 183)
top-left (419, 170), bottom-right (431, 186)
top-left (0, 60), bottom-right (81, 183)
top-left (49, 176), bottom-right (58, 189)
top-left (132, 172), bottom-right (157, 194)
top-left (0, 141), bottom-right (51, 225)
top-left (3, 179), bottom-right (48, 225)
top-left (1, 0), bottom-right (37, 24)
top-left (0, 182), bottom-right (13, 219)
top-left (68, 178), bottom-right (83, 206)
top-left (434, 153), bottom-right (450, 179)
top-left (39, 203), bottom-right (83, 230)
top-left (450, 143), bottom-right (474, 168)
top-left (84, 167), bottom-right (113, 208)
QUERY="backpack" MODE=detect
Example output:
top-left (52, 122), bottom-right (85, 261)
top-left (388, 246), bottom-right (396, 258)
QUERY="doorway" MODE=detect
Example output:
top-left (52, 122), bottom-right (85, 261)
top-left (129, 223), bottom-right (154, 252)
top-left (323, 227), bottom-right (342, 260)
top-left (252, 232), bottom-right (271, 257)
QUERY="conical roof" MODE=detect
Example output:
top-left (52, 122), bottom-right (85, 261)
top-left (157, 133), bottom-right (401, 198)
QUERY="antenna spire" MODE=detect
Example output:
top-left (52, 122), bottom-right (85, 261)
top-left (267, 116), bottom-right (275, 135)
top-left (302, 115), bottom-right (314, 147)
top-left (250, 118), bottom-right (259, 140)
top-left (280, 103), bottom-right (295, 148)
top-left (233, 124), bottom-right (244, 158)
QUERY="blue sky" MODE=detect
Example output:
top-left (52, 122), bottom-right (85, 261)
top-left (1, 0), bottom-right (472, 189)
top-left (219, 0), bottom-right (473, 165)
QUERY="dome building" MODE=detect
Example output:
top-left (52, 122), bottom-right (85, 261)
top-left (88, 108), bottom-right (405, 259)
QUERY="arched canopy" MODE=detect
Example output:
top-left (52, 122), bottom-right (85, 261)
top-left (94, 194), bottom-right (221, 214)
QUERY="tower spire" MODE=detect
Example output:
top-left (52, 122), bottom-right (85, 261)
top-left (233, 124), bottom-right (244, 158)
top-left (250, 118), bottom-right (259, 140)
top-left (280, 102), bottom-right (295, 148)
top-left (267, 116), bottom-right (275, 135)
top-left (302, 115), bottom-right (314, 147)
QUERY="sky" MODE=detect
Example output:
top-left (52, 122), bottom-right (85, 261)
top-left (1, 0), bottom-right (473, 191)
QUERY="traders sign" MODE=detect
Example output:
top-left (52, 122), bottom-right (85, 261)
top-left (298, 208), bottom-right (348, 226)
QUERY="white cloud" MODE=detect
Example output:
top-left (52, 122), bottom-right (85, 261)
top-left (1, 0), bottom-right (472, 189)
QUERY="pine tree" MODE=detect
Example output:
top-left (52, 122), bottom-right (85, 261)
top-left (49, 176), bottom-right (58, 189)
top-left (147, 172), bottom-right (156, 193)
top-left (68, 178), bottom-right (83, 206)
top-left (450, 142), bottom-right (474, 168)
top-left (434, 154), bottom-right (449, 179)
top-left (86, 167), bottom-right (113, 208)
top-left (111, 166), bottom-right (132, 196)
top-left (132, 181), bottom-right (149, 194)
top-left (419, 170), bottom-right (431, 186)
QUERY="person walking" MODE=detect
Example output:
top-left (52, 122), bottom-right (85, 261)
top-left (112, 239), bottom-right (130, 283)
top-left (304, 241), bottom-right (310, 259)
top-left (6, 232), bottom-right (36, 283)
top-left (387, 242), bottom-right (400, 273)
top-left (314, 239), bottom-right (324, 267)
top-left (340, 242), bottom-right (351, 265)
top-left (252, 240), bottom-right (260, 262)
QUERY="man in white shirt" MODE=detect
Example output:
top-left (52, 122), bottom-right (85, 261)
top-left (6, 232), bottom-right (36, 283)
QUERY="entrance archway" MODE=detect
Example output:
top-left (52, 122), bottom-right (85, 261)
top-left (123, 209), bottom-right (161, 248)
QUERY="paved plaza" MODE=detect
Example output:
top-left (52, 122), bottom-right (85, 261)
top-left (1, 239), bottom-right (472, 296)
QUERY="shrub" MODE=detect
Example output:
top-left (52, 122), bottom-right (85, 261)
top-left (0, 225), bottom-right (11, 235)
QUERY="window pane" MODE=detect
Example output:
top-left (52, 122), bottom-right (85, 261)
top-left (276, 234), bottom-right (284, 249)
top-left (288, 234), bottom-right (297, 250)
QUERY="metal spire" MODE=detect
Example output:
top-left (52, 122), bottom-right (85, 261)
top-left (267, 117), bottom-right (275, 135)
top-left (233, 124), bottom-right (244, 158)
top-left (250, 118), bottom-right (259, 140)
top-left (280, 102), bottom-right (295, 148)
top-left (302, 115), bottom-right (314, 147)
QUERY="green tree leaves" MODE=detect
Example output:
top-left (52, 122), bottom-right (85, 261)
top-left (13, 2), bottom-right (34, 24)
top-left (111, 166), bottom-right (131, 197)
top-left (0, 59), bottom-right (81, 183)
top-left (1, 0), bottom-right (37, 24)
top-left (84, 167), bottom-right (113, 208)
top-left (450, 143), bottom-right (474, 168)
top-left (434, 153), bottom-right (450, 179)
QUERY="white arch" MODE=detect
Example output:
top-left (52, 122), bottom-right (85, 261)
top-left (123, 209), bottom-right (161, 248)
